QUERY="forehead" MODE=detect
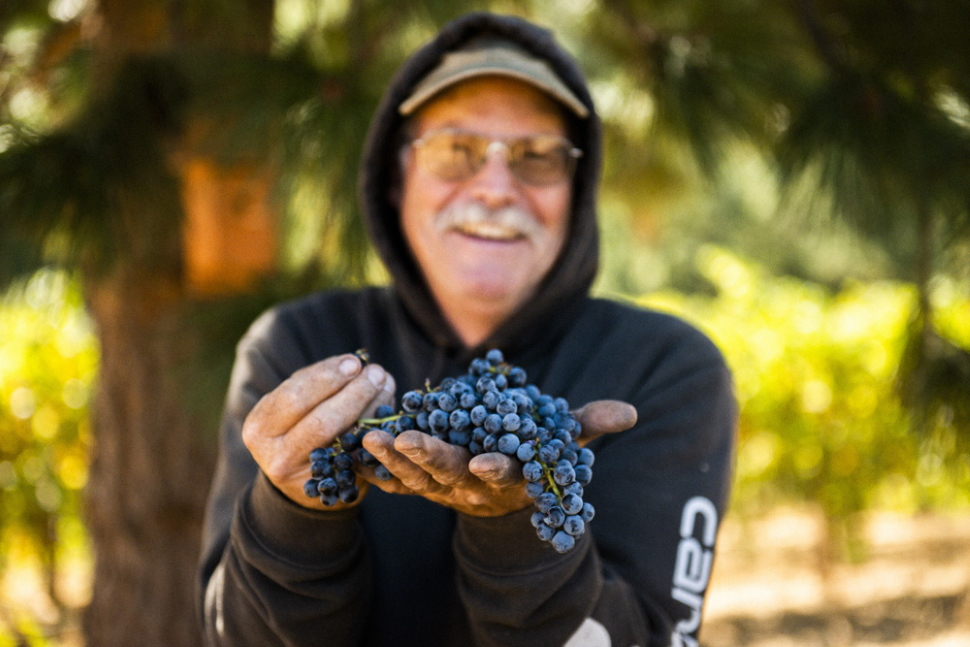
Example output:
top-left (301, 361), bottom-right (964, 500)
top-left (411, 76), bottom-right (568, 137)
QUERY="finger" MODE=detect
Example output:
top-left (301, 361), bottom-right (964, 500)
top-left (355, 456), bottom-right (416, 496)
top-left (468, 452), bottom-right (521, 485)
top-left (362, 430), bottom-right (443, 493)
top-left (363, 372), bottom-right (397, 418)
top-left (573, 400), bottom-right (638, 444)
top-left (248, 354), bottom-right (363, 437)
top-left (286, 363), bottom-right (392, 458)
top-left (393, 431), bottom-right (473, 489)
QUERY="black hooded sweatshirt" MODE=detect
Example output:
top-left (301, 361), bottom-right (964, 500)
top-left (197, 12), bottom-right (737, 647)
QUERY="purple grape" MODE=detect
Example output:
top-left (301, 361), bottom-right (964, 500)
top-left (338, 484), bottom-right (359, 504)
top-left (536, 523), bottom-right (556, 542)
top-left (522, 460), bottom-right (544, 482)
top-left (335, 469), bottom-right (356, 488)
top-left (375, 404), bottom-right (395, 418)
top-left (516, 441), bottom-right (537, 462)
top-left (563, 516), bottom-right (585, 537)
top-left (449, 409), bottom-right (471, 431)
top-left (310, 459), bottom-right (332, 479)
top-left (544, 506), bottom-right (566, 528)
top-left (553, 461), bottom-right (576, 486)
top-left (524, 481), bottom-right (545, 498)
top-left (535, 492), bottom-right (558, 513)
top-left (550, 531), bottom-right (575, 553)
top-left (476, 376), bottom-right (496, 394)
top-left (437, 392), bottom-right (458, 412)
top-left (339, 431), bottom-right (361, 452)
top-left (483, 414), bottom-right (503, 434)
top-left (470, 405), bottom-right (488, 425)
top-left (497, 433), bottom-right (520, 455)
top-left (428, 409), bottom-right (449, 433)
top-left (304, 349), bottom-right (600, 554)
top-left (496, 398), bottom-right (517, 416)
top-left (303, 478), bottom-right (321, 498)
top-left (561, 493), bottom-right (583, 515)
top-left (401, 390), bottom-right (424, 412)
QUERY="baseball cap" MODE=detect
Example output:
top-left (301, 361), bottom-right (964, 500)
top-left (398, 37), bottom-right (589, 119)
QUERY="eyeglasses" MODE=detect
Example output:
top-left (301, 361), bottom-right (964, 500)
top-left (409, 129), bottom-right (582, 187)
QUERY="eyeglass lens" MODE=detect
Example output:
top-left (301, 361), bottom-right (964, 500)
top-left (412, 130), bottom-right (581, 186)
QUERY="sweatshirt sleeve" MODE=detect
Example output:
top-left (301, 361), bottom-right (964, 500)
top-left (452, 312), bottom-right (737, 647)
top-left (580, 318), bottom-right (738, 647)
top-left (196, 309), bottom-right (373, 646)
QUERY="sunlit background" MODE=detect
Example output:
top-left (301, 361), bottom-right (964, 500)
top-left (2, 0), bottom-right (969, 645)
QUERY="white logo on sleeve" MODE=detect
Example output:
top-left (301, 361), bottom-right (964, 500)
top-left (670, 496), bottom-right (717, 647)
top-left (563, 617), bottom-right (612, 647)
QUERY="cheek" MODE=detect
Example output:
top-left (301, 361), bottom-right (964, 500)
top-left (399, 170), bottom-right (445, 248)
top-left (535, 189), bottom-right (572, 255)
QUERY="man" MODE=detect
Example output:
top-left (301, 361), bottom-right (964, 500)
top-left (198, 12), bottom-right (737, 647)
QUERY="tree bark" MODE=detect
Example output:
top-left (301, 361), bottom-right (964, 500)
top-left (82, 270), bottom-right (214, 646)
top-left (77, 2), bottom-right (277, 643)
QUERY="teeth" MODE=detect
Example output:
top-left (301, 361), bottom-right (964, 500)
top-left (455, 222), bottom-right (521, 241)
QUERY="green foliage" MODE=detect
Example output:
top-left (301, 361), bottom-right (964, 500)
top-left (0, 56), bottom-right (187, 283)
top-left (1, 1), bottom-right (969, 621)
top-left (627, 248), bottom-right (970, 555)
top-left (0, 270), bottom-right (96, 608)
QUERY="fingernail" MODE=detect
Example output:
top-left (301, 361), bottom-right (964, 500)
top-left (366, 364), bottom-right (386, 387)
top-left (339, 357), bottom-right (359, 376)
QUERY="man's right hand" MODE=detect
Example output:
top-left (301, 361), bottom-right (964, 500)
top-left (241, 353), bottom-right (396, 511)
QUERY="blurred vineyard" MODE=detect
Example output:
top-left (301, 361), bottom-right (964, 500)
top-left (0, 271), bottom-right (95, 643)
top-left (2, 253), bottom-right (968, 643)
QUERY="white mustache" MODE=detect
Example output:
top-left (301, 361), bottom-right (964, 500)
top-left (433, 201), bottom-right (542, 239)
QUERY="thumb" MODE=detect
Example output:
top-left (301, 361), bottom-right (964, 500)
top-left (572, 400), bottom-right (637, 446)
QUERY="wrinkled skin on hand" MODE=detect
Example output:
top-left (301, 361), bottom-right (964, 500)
top-left (244, 353), bottom-right (637, 517)
top-left (241, 353), bottom-right (396, 512)
top-left (358, 399), bottom-right (637, 517)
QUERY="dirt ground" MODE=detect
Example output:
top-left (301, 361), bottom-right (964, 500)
top-left (700, 508), bottom-right (970, 647)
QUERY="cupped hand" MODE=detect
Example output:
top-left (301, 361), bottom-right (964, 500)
top-left (241, 353), bottom-right (396, 511)
top-left (358, 399), bottom-right (637, 517)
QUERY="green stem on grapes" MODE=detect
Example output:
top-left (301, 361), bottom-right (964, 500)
top-left (357, 413), bottom-right (412, 427)
top-left (541, 462), bottom-right (562, 502)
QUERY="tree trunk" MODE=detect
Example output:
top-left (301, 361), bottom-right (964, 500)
top-left (76, 1), bottom-right (276, 643)
top-left (82, 271), bottom-right (214, 646)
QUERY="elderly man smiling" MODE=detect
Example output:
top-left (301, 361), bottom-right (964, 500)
top-left (198, 12), bottom-right (737, 647)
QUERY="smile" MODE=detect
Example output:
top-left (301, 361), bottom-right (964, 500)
top-left (452, 221), bottom-right (526, 241)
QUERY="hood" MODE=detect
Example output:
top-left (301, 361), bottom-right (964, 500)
top-left (358, 12), bottom-right (602, 355)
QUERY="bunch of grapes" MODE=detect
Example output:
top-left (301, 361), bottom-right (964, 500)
top-left (304, 349), bottom-right (595, 553)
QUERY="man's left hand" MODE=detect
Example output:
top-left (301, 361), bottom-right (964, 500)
top-left (358, 399), bottom-right (636, 517)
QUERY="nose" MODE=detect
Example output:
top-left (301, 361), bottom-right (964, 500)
top-left (469, 142), bottom-right (518, 208)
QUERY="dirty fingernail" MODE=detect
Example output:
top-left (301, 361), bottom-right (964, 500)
top-left (339, 357), bottom-right (359, 376)
top-left (366, 364), bottom-right (386, 387)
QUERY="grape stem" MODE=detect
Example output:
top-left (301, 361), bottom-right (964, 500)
top-left (358, 414), bottom-right (407, 426)
top-left (541, 462), bottom-right (562, 501)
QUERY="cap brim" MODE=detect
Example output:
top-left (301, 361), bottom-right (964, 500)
top-left (399, 43), bottom-right (589, 118)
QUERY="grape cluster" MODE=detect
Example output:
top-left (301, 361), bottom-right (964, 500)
top-left (304, 349), bottom-right (595, 553)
